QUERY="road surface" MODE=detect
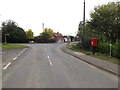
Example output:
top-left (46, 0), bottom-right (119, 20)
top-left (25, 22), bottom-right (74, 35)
top-left (2, 43), bottom-right (118, 88)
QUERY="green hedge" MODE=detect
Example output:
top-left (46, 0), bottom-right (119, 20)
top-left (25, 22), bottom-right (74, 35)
top-left (112, 42), bottom-right (120, 58)
top-left (98, 42), bottom-right (120, 58)
top-left (98, 42), bottom-right (110, 54)
top-left (76, 39), bottom-right (120, 58)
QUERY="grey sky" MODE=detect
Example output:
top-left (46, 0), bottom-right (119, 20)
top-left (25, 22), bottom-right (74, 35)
top-left (0, 0), bottom-right (118, 36)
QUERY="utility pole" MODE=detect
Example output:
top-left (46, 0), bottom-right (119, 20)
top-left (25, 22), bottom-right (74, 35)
top-left (81, 0), bottom-right (86, 47)
top-left (42, 23), bottom-right (44, 31)
top-left (83, 0), bottom-right (85, 35)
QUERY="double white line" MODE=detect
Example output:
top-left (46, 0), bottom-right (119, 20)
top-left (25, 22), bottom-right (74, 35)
top-left (3, 48), bottom-right (27, 70)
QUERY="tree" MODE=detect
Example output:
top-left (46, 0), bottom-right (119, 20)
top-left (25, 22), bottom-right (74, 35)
top-left (89, 2), bottom-right (120, 43)
top-left (2, 20), bottom-right (27, 43)
top-left (39, 28), bottom-right (53, 42)
top-left (41, 28), bottom-right (53, 39)
top-left (26, 29), bottom-right (34, 39)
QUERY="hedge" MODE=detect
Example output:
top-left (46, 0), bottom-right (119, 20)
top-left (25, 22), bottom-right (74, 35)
top-left (98, 42), bottom-right (120, 58)
top-left (77, 38), bottom-right (120, 58)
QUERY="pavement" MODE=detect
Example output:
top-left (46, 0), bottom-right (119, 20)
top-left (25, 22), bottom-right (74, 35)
top-left (61, 45), bottom-right (120, 77)
top-left (2, 43), bottom-right (118, 88)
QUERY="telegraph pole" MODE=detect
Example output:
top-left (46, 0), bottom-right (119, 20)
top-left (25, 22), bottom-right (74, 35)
top-left (81, 0), bottom-right (86, 47)
top-left (83, 0), bottom-right (85, 34)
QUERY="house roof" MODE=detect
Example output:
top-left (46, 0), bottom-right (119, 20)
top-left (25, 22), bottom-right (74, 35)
top-left (53, 32), bottom-right (63, 37)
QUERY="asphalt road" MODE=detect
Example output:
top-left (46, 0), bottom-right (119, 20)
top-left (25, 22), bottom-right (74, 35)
top-left (2, 43), bottom-right (118, 88)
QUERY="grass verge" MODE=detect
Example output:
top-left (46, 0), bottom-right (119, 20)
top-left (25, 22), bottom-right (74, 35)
top-left (2, 43), bottom-right (28, 50)
top-left (67, 44), bottom-right (120, 65)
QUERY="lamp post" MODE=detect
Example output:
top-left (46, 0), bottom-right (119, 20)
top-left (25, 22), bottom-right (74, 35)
top-left (5, 34), bottom-right (9, 43)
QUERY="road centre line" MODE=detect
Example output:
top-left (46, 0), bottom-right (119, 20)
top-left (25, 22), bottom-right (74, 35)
top-left (47, 56), bottom-right (53, 66)
top-left (20, 48), bottom-right (27, 54)
top-left (3, 48), bottom-right (28, 70)
top-left (3, 63), bottom-right (11, 70)
top-left (23, 48), bottom-right (27, 51)
top-left (13, 57), bottom-right (17, 61)
top-left (21, 51), bottom-right (24, 54)
top-left (18, 53), bottom-right (21, 56)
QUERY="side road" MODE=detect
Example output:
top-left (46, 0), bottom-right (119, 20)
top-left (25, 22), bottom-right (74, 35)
top-left (61, 46), bottom-right (120, 77)
top-left (2, 48), bottom-right (27, 68)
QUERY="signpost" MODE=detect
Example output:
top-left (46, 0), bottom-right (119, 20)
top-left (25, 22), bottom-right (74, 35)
top-left (5, 34), bottom-right (9, 43)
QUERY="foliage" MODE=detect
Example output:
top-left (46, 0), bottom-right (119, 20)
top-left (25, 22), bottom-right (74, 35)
top-left (97, 42), bottom-right (110, 54)
top-left (112, 41), bottom-right (120, 58)
top-left (40, 28), bottom-right (53, 39)
top-left (89, 2), bottom-right (120, 43)
top-left (77, 2), bottom-right (120, 58)
top-left (97, 41), bottom-right (120, 58)
top-left (2, 20), bottom-right (27, 43)
top-left (26, 29), bottom-right (34, 39)
top-left (39, 28), bottom-right (54, 43)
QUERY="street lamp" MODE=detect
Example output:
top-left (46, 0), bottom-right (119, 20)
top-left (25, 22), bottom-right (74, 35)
top-left (5, 34), bottom-right (9, 43)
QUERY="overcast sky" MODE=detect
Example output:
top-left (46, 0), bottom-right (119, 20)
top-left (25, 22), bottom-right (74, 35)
top-left (0, 0), bottom-right (118, 36)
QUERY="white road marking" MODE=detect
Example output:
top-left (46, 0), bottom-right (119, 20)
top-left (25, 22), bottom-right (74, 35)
top-left (13, 57), bottom-right (17, 60)
top-left (23, 48), bottom-right (27, 51)
top-left (18, 53), bottom-right (21, 56)
top-left (21, 48), bottom-right (27, 53)
top-left (48, 56), bottom-right (50, 59)
top-left (21, 51), bottom-right (24, 54)
top-left (48, 56), bottom-right (53, 66)
top-left (3, 48), bottom-right (28, 70)
top-left (3, 63), bottom-right (11, 70)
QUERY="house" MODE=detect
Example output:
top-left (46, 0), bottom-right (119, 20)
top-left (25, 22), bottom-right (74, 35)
top-left (52, 32), bottom-right (64, 43)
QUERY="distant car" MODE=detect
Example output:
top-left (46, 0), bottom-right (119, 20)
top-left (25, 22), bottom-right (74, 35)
top-left (29, 41), bottom-right (34, 43)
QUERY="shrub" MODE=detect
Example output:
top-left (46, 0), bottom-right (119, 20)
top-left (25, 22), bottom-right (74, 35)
top-left (112, 42), bottom-right (120, 58)
top-left (98, 42), bottom-right (120, 58)
top-left (98, 42), bottom-right (110, 54)
top-left (81, 37), bottom-right (91, 50)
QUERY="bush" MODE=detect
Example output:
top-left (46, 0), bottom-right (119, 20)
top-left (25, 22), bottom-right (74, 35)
top-left (112, 42), bottom-right (120, 58)
top-left (81, 37), bottom-right (91, 50)
top-left (98, 42), bottom-right (110, 54)
top-left (98, 42), bottom-right (120, 58)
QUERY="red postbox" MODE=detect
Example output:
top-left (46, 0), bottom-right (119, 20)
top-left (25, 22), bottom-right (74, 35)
top-left (91, 38), bottom-right (98, 46)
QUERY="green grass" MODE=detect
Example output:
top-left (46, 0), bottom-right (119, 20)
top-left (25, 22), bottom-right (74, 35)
top-left (67, 44), bottom-right (120, 65)
top-left (2, 43), bottom-right (28, 50)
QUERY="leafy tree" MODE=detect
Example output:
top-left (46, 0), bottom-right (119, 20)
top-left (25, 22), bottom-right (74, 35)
top-left (26, 29), bottom-right (34, 39)
top-left (39, 28), bottom-right (53, 42)
top-left (89, 2), bottom-right (120, 43)
top-left (2, 20), bottom-right (27, 43)
top-left (41, 28), bottom-right (53, 39)
top-left (77, 2), bottom-right (120, 58)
